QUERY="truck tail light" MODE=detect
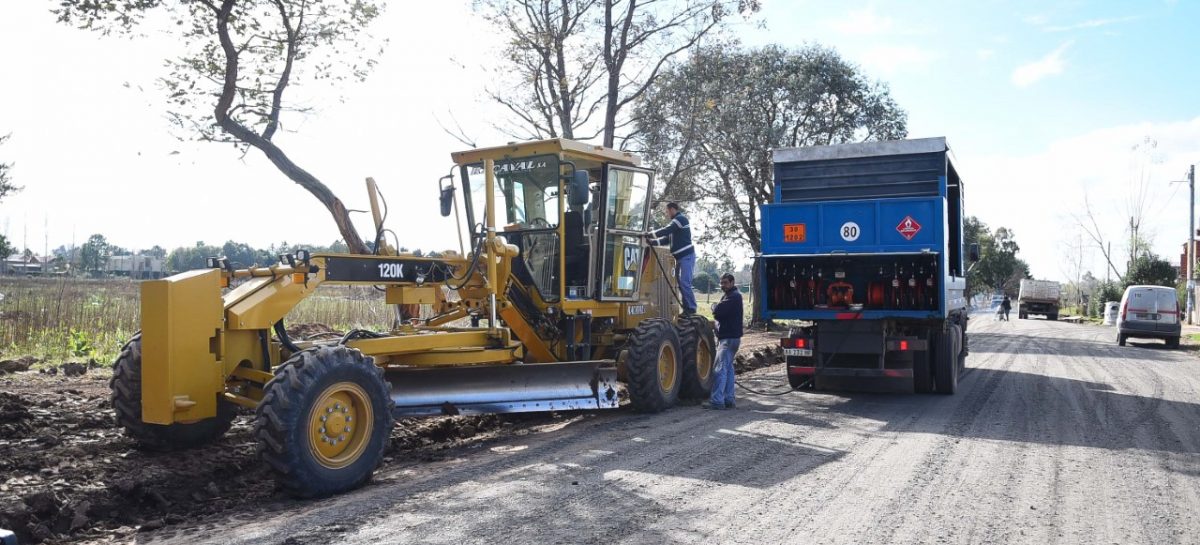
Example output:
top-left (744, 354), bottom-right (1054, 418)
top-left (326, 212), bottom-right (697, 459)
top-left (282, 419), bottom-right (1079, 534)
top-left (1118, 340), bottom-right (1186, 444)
top-left (1121, 301), bottom-right (1128, 321)
top-left (899, 340), bottom-right (909, 351)
top-left (781, 338), bottom-right (807, 349)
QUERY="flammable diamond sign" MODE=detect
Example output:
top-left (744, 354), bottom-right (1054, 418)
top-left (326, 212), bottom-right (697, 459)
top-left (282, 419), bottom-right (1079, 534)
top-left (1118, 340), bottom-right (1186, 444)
top-left (896, 215), bottom-right (922, 240)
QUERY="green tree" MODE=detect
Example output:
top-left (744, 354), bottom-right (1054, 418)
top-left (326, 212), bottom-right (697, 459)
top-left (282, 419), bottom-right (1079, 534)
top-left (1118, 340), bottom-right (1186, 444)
top-left (54, 0), bottom-right (386, 253)
top-left (693, 271), bottom-right (718, 294)
top-left (1124, 253), bottom-right (1176, 288)
top-left (145, 245), bottom-right (167, 259)
top-left (80, 234), bottom-right (110, 272)
top-left (167, 241), bottom-right (223, 272)
top-left (970, 221), bottom-right (1026, 295)
top-left (635, 44), bottom-right (907, 322)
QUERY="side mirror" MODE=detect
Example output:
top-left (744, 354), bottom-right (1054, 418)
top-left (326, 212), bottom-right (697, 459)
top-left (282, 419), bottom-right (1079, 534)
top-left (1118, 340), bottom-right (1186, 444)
top-left (568, 170), bottom-right (589, 207)
top-left (968, 243), bottom-right (980, 263)
top-left (439, 185), bottom-right (455, 217)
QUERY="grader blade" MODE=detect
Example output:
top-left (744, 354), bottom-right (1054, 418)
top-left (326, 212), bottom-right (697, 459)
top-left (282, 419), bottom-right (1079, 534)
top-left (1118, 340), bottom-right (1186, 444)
top-left (386, 361), bottom-right (620, 417)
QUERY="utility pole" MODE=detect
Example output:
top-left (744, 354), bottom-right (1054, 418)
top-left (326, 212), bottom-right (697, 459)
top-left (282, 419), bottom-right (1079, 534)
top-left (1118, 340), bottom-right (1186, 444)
top-left (1174, 166), bottom-right (1196, 324)
top-left (1189, 164), bottom-right (1195, 325)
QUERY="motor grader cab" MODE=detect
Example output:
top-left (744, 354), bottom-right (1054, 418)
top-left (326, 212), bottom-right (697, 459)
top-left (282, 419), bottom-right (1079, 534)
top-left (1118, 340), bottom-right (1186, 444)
top-left (112, 138), bottom-right (715, 498)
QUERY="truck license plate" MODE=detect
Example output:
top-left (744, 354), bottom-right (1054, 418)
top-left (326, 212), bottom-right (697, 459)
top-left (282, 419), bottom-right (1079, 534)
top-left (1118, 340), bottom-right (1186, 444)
top-left (783, 348), bottom-right (813, 357)
top-left (1136, 313), bottom-right (1158, 320)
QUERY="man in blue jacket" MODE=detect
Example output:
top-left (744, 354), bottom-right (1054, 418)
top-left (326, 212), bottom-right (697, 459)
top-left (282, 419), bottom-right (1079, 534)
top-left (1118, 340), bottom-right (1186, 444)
top-left (647, 202), bottom-right (697, 315)
top-left (703, 273), bottom-right (743, 410)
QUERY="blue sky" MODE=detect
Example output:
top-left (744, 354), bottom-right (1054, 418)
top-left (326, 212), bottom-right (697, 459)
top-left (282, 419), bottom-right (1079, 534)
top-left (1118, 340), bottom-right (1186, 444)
top-left (0, 1), bottom-right (1197, 284)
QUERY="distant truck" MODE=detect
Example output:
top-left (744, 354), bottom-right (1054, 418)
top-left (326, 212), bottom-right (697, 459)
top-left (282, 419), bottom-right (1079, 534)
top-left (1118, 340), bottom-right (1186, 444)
top-left (1017, 279), bottom-right (1061, 320)
top-left (759, 137), bottom-right (978, 394)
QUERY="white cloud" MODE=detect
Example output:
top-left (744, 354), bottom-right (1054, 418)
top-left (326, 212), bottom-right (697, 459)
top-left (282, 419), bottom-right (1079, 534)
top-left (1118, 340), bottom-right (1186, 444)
top-left (1043, 15), bottom-right (1141, 32)
top-left (977, 49), bottom-right (996, 61)
top-left (1011, 42), bottom-right (1072, 87)
top-left (858, 45), bottom-right (939, 76)
top-left (828, 7), bottom-right (894, 35)
top-left (958, 117), bottom-right (1200, 282)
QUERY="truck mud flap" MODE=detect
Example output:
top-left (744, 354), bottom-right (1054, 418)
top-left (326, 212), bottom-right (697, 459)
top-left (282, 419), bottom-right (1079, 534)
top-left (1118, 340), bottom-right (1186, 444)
top-left (386, 361), bottom-right (619, 417)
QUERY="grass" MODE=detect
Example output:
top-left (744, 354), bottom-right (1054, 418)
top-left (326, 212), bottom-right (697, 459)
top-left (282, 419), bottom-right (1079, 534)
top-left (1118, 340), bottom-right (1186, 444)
top-left (0, 277), bottom-right (390, 365)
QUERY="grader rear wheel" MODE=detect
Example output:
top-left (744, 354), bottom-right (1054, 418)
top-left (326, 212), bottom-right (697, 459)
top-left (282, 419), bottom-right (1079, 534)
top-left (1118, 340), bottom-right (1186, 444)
top-left (677, 315), bottom-right (716, 399)
top-left (625, 319), bottom-right (682, 413)
top-left (255, 346), bottom-right (394, 498)
top-left (110, 333), bottom-right (236, 451)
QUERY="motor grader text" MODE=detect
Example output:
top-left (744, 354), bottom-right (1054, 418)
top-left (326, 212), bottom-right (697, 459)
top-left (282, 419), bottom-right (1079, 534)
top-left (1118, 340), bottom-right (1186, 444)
top-left (112, 139), bottom-right (716, 497)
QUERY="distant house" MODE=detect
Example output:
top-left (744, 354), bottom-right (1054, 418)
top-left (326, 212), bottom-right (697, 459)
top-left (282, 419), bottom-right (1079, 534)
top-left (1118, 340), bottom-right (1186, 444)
top-left (1, 254), bottom-right (52, 275)
top-left (107, 255), bottom-right (165, 279)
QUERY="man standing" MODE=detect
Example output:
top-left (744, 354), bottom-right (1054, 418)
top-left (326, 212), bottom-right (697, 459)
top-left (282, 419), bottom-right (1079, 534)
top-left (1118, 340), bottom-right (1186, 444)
top-left (647, 202), bottom-right (696, 315)
top-left (1001, 295), bottom-right (1012, 321)
top-left (703, 273), bottom-right (743, 410)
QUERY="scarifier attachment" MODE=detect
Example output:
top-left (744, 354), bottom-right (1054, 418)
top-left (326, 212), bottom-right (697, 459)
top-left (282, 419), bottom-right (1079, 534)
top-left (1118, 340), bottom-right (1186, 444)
top-left (386, 361), bottom-right (619, 416)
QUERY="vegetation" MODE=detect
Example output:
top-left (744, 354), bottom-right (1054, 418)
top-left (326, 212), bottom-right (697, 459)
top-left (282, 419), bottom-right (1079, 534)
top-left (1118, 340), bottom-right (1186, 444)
top-left (0, 133), bottom-right (19, 259)
top-left (0, 277), bottom-right (390, 364)
top-left (634, 44), bottom-right (907, 323)
top-left (965, 216), bottom-right (1030, 300)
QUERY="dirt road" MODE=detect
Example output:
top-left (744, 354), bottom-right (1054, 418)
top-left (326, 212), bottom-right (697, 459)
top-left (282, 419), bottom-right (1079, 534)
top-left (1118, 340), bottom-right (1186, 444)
top-left (144, 316), bottom-right (1200, 545)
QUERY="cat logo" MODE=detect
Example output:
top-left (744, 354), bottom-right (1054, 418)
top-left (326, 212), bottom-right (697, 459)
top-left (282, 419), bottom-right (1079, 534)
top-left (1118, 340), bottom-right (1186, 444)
top-left (624, 246), bottom-right (640, 270)
top-left (628, 304), bottom-right (646, 315)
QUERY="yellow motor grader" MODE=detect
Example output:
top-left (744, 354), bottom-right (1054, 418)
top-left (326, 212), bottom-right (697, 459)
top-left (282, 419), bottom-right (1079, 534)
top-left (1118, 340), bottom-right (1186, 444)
top-left (111, 139), bottom-right (715, 497)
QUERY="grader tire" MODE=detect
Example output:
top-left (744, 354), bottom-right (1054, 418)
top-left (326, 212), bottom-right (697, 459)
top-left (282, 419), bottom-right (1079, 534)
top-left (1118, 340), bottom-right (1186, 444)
top-left (255, 346), bottom-right (394, 498)
top-left (626, 319), bottom-right (683, 413)
top-left (110, 333), bottom-right (237, 451)
top-left (677, 315), bottom-right (716, 400)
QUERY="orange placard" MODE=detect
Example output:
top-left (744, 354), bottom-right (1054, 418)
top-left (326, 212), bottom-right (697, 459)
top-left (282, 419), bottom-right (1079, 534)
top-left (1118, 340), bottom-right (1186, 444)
top-left (783, 223), bottom-right (807, 243)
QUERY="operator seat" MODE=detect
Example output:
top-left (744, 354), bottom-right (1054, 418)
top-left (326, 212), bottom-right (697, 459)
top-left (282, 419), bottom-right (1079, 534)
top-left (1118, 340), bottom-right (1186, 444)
top-left (563, 209), bottom-right (588, 291)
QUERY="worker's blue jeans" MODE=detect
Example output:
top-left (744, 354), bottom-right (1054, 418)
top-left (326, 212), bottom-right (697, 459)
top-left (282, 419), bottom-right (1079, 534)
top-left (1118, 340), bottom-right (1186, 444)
top-left (710, 338), bottom-right (740, 406)
top-left (676, 252), bottom-right (697, 313)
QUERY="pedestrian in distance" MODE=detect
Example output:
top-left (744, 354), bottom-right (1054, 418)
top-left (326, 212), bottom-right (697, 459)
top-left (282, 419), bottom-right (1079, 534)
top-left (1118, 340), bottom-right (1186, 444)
top-left (1001, 295), bottom-right (1012, 321)
top-left (645, 202), bottom-right (697, 315)
top-left (702, 273), bottom-right (743, 410)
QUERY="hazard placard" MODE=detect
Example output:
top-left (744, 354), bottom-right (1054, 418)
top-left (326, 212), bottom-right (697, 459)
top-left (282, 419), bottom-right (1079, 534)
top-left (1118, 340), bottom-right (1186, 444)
top-left (783, 223), bottom-right (807, 243)
top-left (896, 216), bottom-right (922, 240)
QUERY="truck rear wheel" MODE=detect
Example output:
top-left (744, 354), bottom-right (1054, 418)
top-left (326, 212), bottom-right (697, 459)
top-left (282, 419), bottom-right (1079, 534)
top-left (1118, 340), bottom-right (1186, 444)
top-left (255, 346), bottom-right (394, 498)
top-left (1047, 313), bottom-right (1058, 321)
top-left (677, 316), bottom-right (715, 399)
top-left (933, 329), bottom-right (958, 395)
top-left (913, 346), bottom-right (933, 394)
top-left (625, 319), bottom-right (682, 412)
top-left (110, 333), bottom-right (237, 451)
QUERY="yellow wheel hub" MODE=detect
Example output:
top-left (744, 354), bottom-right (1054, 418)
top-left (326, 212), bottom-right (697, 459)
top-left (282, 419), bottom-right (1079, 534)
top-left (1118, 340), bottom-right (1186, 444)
top-left (696, 338), bottom-right (713, 382)
top-left (308, 382), bottom-right (374, 469)
top-left (657, 343), bottom-right (678, 394)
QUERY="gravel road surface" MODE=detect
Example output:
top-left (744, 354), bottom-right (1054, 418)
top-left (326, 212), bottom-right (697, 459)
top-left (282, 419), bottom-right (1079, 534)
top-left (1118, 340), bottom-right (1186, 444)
top-left (155, 316), bottom-right (1200, 545)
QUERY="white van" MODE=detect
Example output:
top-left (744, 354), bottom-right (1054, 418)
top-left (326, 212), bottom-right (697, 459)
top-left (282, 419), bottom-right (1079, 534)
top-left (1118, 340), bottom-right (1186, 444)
top-left (1116, 286), bottom-right (1181, 347)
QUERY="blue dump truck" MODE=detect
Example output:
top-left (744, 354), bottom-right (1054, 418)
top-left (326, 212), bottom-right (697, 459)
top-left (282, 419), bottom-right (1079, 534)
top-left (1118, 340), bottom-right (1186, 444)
top-left (759, 137), bottom-right (977, 394)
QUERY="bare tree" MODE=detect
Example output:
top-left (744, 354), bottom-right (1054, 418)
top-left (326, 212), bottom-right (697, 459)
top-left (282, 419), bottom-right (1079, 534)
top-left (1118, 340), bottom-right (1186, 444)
top-left (0, 133), bottom-right (17, 203)
top-left (54, 0), bottom-right (387, 253)
top-left (474, 0), bottom-right (759, 149)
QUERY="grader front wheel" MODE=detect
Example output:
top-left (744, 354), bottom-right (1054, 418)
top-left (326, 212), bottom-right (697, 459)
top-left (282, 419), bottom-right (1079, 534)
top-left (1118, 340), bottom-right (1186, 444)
top-left (625, 319), bottom-right (682, 413)
top-left (110, 333), bottom-right (237, 451)
top-left (677, 316), bottom-right (715, 399)
top-left (255, 346), bottom-right (394, 498)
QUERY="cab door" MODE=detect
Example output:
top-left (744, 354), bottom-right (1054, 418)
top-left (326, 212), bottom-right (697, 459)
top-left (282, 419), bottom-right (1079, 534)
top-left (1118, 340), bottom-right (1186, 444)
top-left (597, 166), bottom-right (654, 301)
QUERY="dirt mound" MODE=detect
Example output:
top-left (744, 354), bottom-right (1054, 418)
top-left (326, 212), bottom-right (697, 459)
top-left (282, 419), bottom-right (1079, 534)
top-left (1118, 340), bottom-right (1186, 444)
top-left (0, 356), bottom-right (38, 374)
top-left (0, 332), bottom-right (783, 544)
top-left (285, 323), bottom-right (344, 341)
top-left (734, 345), bottom-right (783, 374)
top-left (0, 372), bottom-right (548, 544)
